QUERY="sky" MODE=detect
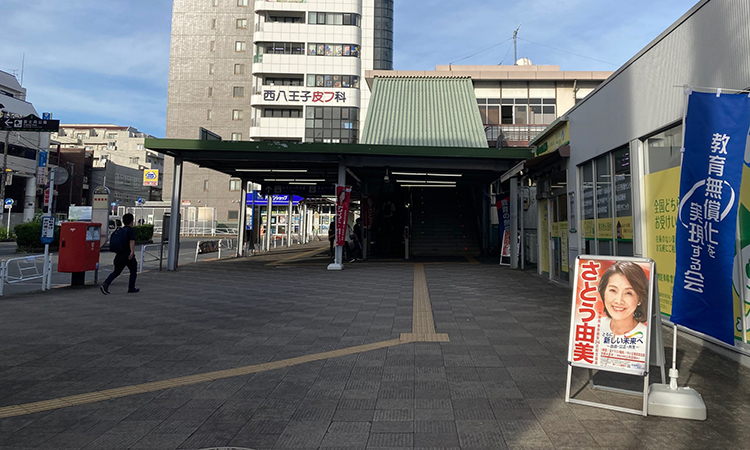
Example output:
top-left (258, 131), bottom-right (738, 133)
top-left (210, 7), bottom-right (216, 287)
top-left (0, 0), bottom-right (700, 138)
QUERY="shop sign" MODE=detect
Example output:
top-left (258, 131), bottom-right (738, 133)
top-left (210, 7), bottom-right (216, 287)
top-left (535, 122), bottom-right (569, 156)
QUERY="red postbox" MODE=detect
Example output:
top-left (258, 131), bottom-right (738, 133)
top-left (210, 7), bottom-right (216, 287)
top-left (59, 222), bottom-right (102, 285)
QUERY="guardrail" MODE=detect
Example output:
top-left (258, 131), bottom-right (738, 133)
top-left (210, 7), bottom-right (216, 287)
top-left (0, 254), bottom-right (52, 296)
top-left (195, 239), bottom-right (223, 263)
top-left (139, 243), bottom-right (167, 273)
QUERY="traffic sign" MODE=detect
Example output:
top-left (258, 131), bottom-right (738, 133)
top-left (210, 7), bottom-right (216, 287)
top-left (41, 216), bottom-right (55, 245)
top-left (4, 198), bottom-right (12, 208)
top-left (38, 150), bottom-right (48, 168)
top-left (42, 112), bottom-right (51, 120)
top-left (0, 114), bottom-right (59, 132)
top-left (136, 197), bottom-right (143, 205)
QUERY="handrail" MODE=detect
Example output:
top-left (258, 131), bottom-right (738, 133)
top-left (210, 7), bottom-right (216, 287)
top-left (139, 243), bottom-right (166, 273)
top-left (0, 254), bottom-right (52, 296)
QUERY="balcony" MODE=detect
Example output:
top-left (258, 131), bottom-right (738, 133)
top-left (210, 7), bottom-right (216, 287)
top-left (255, 0), bottom-right (307, 13)
top-left (483, 124), bottom-right (548, 148)
top-left (249, 117), bottom-right (305, 140)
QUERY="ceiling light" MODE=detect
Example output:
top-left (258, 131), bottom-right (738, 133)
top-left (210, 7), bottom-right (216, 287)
top-left (264, 178), bottom-right (325, 182)
top-left (392, 172), bottom-right (427, 176)
top-left (397, 180), bottom-right (456, 185)
top-left (236, 169), bottom-right (308, 173)
top-left (427, 173), bottom-right (462, 177)
top-left (400, 184), bottom-right (455, 188)
top-left (289, 182), bottom-right (316, 185)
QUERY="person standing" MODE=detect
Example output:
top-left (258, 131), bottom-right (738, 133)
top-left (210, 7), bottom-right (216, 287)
top-left (351, 217), bottom-right (363, 261)
top-left (100, 213), bottom-right (139, 294)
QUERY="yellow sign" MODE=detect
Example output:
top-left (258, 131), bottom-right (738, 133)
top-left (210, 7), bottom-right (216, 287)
top-left (541, 201), bottom-right (549, 274)
top-left (560, 221), bottom-right (568, 272)
top-left (597, 218), bottom-right (613, 240)
top-left (535, 122), bottom-right (569, 156)
top-left (582, 219), bottom-right (595, 239)
top-left (551, 222), bottom-right (559, 238)
top-left (143, 169), bottom-right (159, 187)
top-left (615, 216), bottom-right (633, 241)
top-left (644, 166), bottom-right (680, 317)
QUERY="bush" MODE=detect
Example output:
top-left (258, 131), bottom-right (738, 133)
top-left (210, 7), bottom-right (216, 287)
top-left (0, 226), bottom-right (15, 241)
top-left (134, 224), bottom-right (154, 242)
top-left (15, 220), bottom-right (60, 250)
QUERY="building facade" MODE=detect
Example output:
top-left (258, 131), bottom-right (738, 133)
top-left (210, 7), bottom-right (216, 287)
top-left (51, 124), bottom-right (164, 206)
top-left (0, 70), bottom-right (50, 225)
top-left (516, 0), bottom-right (750, 354)
top-left (164, 0), bottom-right (393, 227)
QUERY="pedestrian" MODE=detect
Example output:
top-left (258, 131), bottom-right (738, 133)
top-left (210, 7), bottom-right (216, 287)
top-left (351, 217), bottom-right (363, 261)
top-left (100, 213), bottom-right (139, 294)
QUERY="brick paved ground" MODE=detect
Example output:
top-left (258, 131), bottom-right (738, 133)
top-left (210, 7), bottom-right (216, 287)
top-left (0, 241), bottom-right (748, 449)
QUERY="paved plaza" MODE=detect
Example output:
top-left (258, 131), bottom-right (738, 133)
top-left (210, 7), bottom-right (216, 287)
top-left (0, 241), bottom-right (749, 449)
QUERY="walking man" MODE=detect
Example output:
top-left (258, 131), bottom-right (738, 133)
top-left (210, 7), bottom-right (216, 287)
top-left (100, 213), bottom-right (139, 294)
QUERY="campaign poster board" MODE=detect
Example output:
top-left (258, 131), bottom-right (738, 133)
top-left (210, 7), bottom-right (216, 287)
top-left (335, 185), bottom-right (351, 246)
top-left (567, 256), bottom-right (655, 376)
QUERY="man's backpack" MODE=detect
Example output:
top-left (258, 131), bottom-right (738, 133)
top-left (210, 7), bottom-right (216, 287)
top-left (109, 228), bottom-right (128, 253)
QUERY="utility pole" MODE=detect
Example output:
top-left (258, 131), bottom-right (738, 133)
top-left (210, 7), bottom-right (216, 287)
top-left (0, 131), bottom-right (10, 221)
top-left (513, 24), bottom-right (522, 64)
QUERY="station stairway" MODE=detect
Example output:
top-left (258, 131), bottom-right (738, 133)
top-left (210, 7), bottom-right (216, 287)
top-left (409, 186), bottom-right (481, 257)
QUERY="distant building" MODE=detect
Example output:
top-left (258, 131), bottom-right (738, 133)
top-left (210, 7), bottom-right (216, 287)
top-left (163, 0), bottom-right (394, 228)
top-left (51, 124), bottom-right (164, 204)
top-left (0, 70), bottom-right (50, 224)
top-left (367, 63), bottom-right (612, 148)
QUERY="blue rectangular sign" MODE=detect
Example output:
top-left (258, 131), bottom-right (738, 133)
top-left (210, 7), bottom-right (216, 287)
top-left (672, 91), bottom-right (750, 344)
top-left (246, 192), bottom-right (302, 206)
top-left (38, 150), bottom-right (47, 168)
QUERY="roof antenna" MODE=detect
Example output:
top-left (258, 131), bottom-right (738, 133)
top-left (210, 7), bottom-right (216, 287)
top-left (20, 53), bottom-right (25, 86)
top-left (513, 24), bottom-right (522, 64)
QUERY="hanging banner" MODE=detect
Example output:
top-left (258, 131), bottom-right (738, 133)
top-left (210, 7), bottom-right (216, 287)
top-left (672, 91), bottom-right (750, 345)
top-left (568, 256), bottom-right (654, 376)
top-left (733, 160), bottom-right (750, 342)
top-left (335, 185), bottom-right (351, 246)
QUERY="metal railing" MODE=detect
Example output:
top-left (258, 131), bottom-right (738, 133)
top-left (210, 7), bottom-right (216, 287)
top-left (195, 239), bottom-right (223, 263)
top-left (0, 254), bottom-right (52, 296)
top-left (139, 243), bottom-right (166, 273)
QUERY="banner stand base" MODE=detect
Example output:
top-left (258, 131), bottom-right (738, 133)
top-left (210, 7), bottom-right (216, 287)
top-left (327, 263), bottom-right (344, 271)
top-left (647, 383), bottom-right (706, 420)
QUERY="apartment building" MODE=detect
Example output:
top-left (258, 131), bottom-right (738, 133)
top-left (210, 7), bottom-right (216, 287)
top-left (164, 0), bottom-right (393, 227)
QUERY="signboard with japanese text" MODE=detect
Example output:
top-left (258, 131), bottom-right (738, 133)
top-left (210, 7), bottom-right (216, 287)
top-left (143, 169), bottom-right (159, 187)
top-left (245, 192), bottom-right (303, 206)
top-left (733, 158), bottom-right (750, 343)
top-left (540, 200), bottom-right (549, 273)
top-left (672, 91), bottom-right (750, 345)
top-left (0, 114), bottom-right (59, 132)
top-left (335, 185), bottom-right (351, 247)
top-left (567, 256), bottom-right (655, 376)
top-left (260, 89), bottom-right (352, 106)
top-left (41, 216), bottom-right (55, 245)
top-left (560, 221), bottom-right (569, 273)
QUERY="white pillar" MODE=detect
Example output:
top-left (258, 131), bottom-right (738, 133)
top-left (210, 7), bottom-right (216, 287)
top-left (328, 161), bottom-right (346, 270)
top-left (266, 194), bottom-right (273, 252)
top-left (167, 156), bottom-right (183, 271)
top-left (24, 176), bottom-right (35, 222)
top-left (287, 197), bottom-right (293, 247)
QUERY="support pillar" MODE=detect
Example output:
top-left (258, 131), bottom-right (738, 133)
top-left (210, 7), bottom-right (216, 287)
top-left (328, 161), bottom-right (346, 271)
top-left (287, 197), bottom-right (292, 247)
top-left (510, 177), bottom-right (519, 269)
top-left (266, 194), bottom-right (273, 251)
top-left (24, 176), bottom-right (35, 222)
top-left (237, 180), bottom-right (248, 257)
top-left (167, 156), bottom-right (183, 271)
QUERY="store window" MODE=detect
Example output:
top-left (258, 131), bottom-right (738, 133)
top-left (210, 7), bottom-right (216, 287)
top-left (614, 147), bottom-right (633, 256)
top-left (646, 124), bottom-right (682, 174)
top-left (595, 154), bottom-right (613, 256)
top-left (581, 162), bottom-right (595, 254)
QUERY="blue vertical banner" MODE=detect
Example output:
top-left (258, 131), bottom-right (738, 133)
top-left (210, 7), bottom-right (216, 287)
top-left (672, 91), bottom-right (750, 344)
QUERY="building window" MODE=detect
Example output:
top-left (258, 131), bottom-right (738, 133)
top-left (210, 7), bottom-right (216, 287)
top-left (232, 86), bottom-right (244, 98)
top-left (107, 133), bottom-right (117, 139)
top-left (237, 0), bottom-right (247, 6)
top-left (208, 86), bottom-right (213, 97)
top-left (307, 43), bottom-right (360, 57)
top-left (645, 124), bottom-right (682, 174)
top-left (234, 64), bottom-right (245, 75)
top-left (232, 109), bottom-right (243, 121)
top-left (231, 133), bottom-right (242, 141)
top-left (235, 41), bottom-right (246, 52)
top-left (76, 133), bottom-right (86, 140)
top-left (137, 144), bottom-right (144, 150)
top-left (209, 63), bottom-right (214, 75)
top-left (308, 12), bottom-right (361, 27)
top-left (203, 180), bottom-right (209, 191)
top-left (306, 74), bottom-right (359, 89)
top-left (211, 0), bottom-right (218, 6)
top-left (228, 210), bottom-right (239, 220)
top-left (210, 40), bottom-right (215, 52)
top-left (265, 76), bottom-right (303, 86)
top-left (304, 106), bottom-right (359, 144)
top-left (528, 98), bottom-right (556, 125)
top-left (262, 108), bottom-right (303, 118)
top-left (108, 141), bottom-right (116, 149)
top-left (236, 18), bottom-right (247, 29)
top-left (256, 42), bottom-right (305, 55)
top-left (210, 18), bottom-right (216, 29)
top-left (129, 157), bottom-right (139, 165)
top-left (207, 109), bottom-right (213, 121)
top-left (229, 179), bottom-right (242, 191)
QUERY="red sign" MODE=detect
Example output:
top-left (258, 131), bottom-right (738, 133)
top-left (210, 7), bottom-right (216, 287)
top-left (335, 185), bottom-right (351, 246)
top-left (568, 257), bottom-right (654, 376)
top-left (362, 196), bottom-right (374, 228)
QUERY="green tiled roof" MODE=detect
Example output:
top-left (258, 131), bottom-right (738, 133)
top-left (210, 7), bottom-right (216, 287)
top-left (362, 77), bottom-right (488, 148)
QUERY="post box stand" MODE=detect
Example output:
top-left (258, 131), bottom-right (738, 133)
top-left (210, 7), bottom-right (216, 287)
top-left (58, 222), bottom-right (102, 287)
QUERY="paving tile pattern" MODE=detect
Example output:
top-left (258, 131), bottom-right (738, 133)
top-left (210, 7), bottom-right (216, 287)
top-left (0, 244), bottom-right (748, 449)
